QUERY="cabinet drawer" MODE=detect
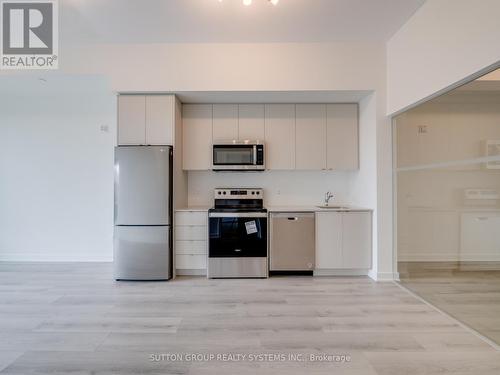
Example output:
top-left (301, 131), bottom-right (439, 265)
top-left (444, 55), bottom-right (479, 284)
top-left (175, 211), bottom-right (208, 226)
top-left (175, 240), bottom-right (207, 255)
top-left (176, 254), bottom-right (207, 270)
top-left (175, 226), bottom-right (207, 241)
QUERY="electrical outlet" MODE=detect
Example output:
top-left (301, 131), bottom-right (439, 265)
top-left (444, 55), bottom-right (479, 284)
top-left (417, 125), bottom-right (428, 135)
top-left (100, 125), bottom-right (109, 133)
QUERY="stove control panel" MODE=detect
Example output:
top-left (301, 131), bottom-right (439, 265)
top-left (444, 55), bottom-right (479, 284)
top-left (214, 188), bottom-right (263, 200)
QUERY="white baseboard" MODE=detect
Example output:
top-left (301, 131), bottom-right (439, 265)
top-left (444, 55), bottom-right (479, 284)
top-left (176, 269), bottom-right (207, 276)
top-left (367, 269), bottom-right (377, 281)
top-left (367, 271), bottom-right (398, 281)
top-left (313, 269), bottom-right (369, 277)
top-left (399, 252), bottom-right (500, 262)
top-left (0, 253), bottom-right (113, 262)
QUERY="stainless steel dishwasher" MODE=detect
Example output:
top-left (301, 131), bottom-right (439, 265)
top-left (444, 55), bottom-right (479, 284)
top-left (270, 212), bottom-right (315, 272)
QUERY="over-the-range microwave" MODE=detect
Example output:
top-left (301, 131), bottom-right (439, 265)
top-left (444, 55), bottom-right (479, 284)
top-left (212, 141), bottom-right (265, 171)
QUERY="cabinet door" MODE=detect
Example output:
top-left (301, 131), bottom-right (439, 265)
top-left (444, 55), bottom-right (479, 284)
top-left (315, 212), bottom-right (342, 269)
top-left (326, 104), bottom-right (358, 170)
top-left (118, 95), bottom-right (146, 145)
top-left (182, 104), bottom-right (213, 170)
top-left (341, 212), bottom-right (372, 269)
top-left (460, 212), bottom-right (500, 258)
top-left (145, 95), bottom-right (174, 145)
top-left (264, 104), bottom-right (296, 170)
top-left (295, 104), bottom-right (327, 169)
top-left (238, 104), bottom-right (265, 141)
top-left (213, 104), bottom-right (238, 141)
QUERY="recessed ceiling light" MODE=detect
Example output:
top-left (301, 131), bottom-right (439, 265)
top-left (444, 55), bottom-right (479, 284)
top-left (243, 0), bottom-right (252, 5)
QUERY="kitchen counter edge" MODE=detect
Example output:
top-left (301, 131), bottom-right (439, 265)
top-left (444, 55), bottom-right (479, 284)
top-left (267, 206), bottom-right (373, 212)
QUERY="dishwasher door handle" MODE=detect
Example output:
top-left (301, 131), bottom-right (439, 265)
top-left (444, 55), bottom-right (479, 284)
top-left (287, 217), bottom-right (298, 221)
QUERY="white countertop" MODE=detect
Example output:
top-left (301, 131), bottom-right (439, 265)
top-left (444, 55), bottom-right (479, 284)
top-left (175, 206), bottom-right (210, 212)
top-left (175, 205), bottom-right (373, 212)
top-left (266, 205), bottom-right (373, 212)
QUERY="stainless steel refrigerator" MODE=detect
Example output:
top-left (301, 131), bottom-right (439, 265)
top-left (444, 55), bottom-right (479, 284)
top-left (114, 146), bottom-right (173, 280)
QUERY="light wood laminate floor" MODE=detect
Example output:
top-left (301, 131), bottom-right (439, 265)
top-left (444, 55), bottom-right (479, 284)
top-left (0, 262), bottom-right (499, 374)
top-left (399, 261), bottom-right (500, 347)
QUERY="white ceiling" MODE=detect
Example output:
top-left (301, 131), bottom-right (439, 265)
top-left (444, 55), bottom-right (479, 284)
top-left (61, 0), bottom-right (426, 44)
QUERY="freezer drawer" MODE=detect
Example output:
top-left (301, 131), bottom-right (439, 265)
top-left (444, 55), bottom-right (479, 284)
top-left (114, 226), bottom-right (171, 280)
top-left (114, 146), bottom-right (172, 225)
top-left (270, 212), bottom-right (315, 271)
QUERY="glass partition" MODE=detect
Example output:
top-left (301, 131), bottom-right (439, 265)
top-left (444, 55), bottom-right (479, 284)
top-left (395, 70), bottom-right (500, 344)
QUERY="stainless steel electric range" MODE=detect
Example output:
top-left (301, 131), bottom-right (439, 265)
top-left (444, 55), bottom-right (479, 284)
top-left (208, 188), bottom-right (268, 278)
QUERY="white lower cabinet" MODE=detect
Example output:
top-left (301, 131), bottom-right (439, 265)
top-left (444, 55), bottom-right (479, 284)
top-left (174, 210), bottom-right (208, 275)
top-left (315, 212), bottom-right (342, 269)
top-left (175, 255), bottom-right (207, 270)
top-left (175, 226), bottom-right (207, 241)
top-left (315, 211), bottom-right (372, 273)
top-left (341, 212), bottom-right (372, 269)
top-left (175, 240), bottom-right (207, 255)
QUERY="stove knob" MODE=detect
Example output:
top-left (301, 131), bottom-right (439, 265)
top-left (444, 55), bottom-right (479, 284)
top-left (218, 191), bottom-right (222, 195)
top-left (251, 191), bottom-right (255, 195)
top-left (256, 191), bottom-right (260, 195)
top-left (223, 191), bottom-right (226, 195)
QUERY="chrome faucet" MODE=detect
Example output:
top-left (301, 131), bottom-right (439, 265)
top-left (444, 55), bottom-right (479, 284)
top-left (324, 191), bottom-right (334, 206)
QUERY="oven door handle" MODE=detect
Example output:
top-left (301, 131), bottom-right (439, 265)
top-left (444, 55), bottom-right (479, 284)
top-left (209, 212), bottom-right (268, 218)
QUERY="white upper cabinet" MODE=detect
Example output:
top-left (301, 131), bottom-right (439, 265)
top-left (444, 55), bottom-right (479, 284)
top-left (145, 96), bottom-right (174, 145)
top-left (295, 104), bottom-right (327, 170)
top-left (118, 95), bottom-right (146, 145)
top-left (182, 104), bottom-right (213, 170)
top-left (118, 95), bottom-right (174, 146)
top-left (264, 104), bottom-right (296, 170)
top-left (238, 104), bottom-right (265, 141)
top-left (326, 104), bottom-right (358, 170)
top-left (179, 101), bottom-right (358, 171)
top-left (212, 104), bottom-right (238, 142)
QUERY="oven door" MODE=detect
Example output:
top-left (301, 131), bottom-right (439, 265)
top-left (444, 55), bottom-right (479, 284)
top-left (209, 212), bottom-right (267, 257)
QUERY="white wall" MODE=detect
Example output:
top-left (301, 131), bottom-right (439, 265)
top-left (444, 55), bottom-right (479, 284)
top-left (348, 93), bottom-right (379, 277)
top-left (0, 76), bottom-right (116, 261)
top-left (387, 0), bottom-right (500, 115)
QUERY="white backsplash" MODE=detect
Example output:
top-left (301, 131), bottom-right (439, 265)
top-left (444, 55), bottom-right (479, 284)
top-left (187, 170), bottom-right (354, 207)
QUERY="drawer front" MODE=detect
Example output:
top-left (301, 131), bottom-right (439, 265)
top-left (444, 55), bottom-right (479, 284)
top-left (175, 226), bottom-right (207, 241)
top-left (175, 212), bottom-right (208, 226)
top-left (175, 240), bottom-right (207, 255)
top-left (176, 254), bottom-right (207, 270)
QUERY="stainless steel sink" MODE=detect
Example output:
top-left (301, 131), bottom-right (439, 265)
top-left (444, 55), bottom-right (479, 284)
top-left (316, 205), bottom-right (350, 210)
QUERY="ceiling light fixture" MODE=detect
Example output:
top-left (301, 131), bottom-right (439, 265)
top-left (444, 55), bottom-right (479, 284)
top-left (218, 0), bottom-right (279, 6)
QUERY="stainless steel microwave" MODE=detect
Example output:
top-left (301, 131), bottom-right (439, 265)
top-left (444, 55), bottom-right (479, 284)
top-left (212, 141), bottom-right (265, 171)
